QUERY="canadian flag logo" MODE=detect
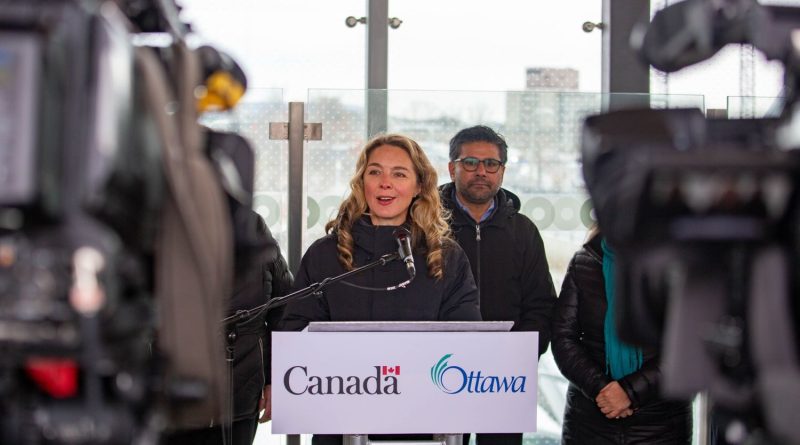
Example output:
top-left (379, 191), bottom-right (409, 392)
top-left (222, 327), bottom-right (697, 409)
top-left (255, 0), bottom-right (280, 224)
top-left (381, 365), bottom-right (400, 376)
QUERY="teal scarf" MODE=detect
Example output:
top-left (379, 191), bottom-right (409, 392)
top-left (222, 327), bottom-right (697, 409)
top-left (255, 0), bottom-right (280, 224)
top-left (601, 238), bottom-right (643, 380)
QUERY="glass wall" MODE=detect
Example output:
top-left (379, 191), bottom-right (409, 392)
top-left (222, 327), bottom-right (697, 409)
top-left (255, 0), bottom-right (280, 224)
top-left (200, 88), bottom-right (290, 255)
top-left (305, 89), bottom-right (703, 277)
top-left (727, 96), bottom-right (782, 119)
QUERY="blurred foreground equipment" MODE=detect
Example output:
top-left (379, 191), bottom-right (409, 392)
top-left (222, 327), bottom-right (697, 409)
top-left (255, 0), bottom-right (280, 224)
top-left (0, 0), bottom-right (239, 442)
top-left (583, 1), bottom-right (800, 444)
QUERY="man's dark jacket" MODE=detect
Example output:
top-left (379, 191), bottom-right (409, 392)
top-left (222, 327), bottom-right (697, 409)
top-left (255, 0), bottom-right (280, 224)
top-left (228, 210), bottom-right (293, 422)
top-left (552, 234), bottom-right (691, 444)
top-left (440, 183), bottom-right (556, 355)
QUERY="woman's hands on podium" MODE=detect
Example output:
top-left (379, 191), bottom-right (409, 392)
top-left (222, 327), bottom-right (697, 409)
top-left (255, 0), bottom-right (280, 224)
top-left (258, 384), bottom-right (272, 423)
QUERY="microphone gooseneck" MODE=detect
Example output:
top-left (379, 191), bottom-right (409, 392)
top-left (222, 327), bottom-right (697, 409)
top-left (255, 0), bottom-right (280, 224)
top-left (222, 229), bottom-right (419, 324)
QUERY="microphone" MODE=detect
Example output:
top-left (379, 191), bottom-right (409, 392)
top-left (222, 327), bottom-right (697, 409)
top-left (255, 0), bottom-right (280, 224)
top-left (394, 228), bottom-right (416, 279)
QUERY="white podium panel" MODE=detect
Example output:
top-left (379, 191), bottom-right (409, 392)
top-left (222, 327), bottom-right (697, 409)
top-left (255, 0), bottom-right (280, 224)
top-left (272, 331), bottom-right (538, 434)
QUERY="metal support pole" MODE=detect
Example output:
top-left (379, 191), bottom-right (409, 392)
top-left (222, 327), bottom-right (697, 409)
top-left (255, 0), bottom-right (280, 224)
top-left (366, 0), bottom-right (389, 136)
top-left (287, 102), bottom-right (305, 275)
top-left (269, 102), bottom-right (322, 445)
top-left (343, 434), bottom-right (460, 445)
top-left (697, 392), bottom-right (709, 445)
top-left (601, 0), bottom-right (650, 110)
top-left (344, 434), bottom-right (370, 445)
top-left (433, 434), bottom-right (463, 445)
top-left (270, 104), bottom-right (321, 275)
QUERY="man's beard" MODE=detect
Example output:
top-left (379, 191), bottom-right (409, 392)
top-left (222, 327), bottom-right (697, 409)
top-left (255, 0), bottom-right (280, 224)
top-left (459, 180), bottom-right (497, 205)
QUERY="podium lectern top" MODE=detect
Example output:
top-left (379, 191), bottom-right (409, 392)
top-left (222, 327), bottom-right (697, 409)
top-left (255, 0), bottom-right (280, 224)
top-left (306, 321), bottom-right (513, 332)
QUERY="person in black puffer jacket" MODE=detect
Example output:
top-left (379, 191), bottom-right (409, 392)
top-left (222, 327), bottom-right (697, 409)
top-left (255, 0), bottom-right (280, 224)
top-left (552, 230), bottom-right (692, 445)
top-left (280, 216), bottom-right (480, 328)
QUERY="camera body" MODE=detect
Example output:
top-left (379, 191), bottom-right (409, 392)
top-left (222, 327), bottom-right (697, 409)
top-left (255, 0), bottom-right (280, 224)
top-left (0, 1), bottom-right (234, 443)
top-left (582, 1), bottom-right (800, 443)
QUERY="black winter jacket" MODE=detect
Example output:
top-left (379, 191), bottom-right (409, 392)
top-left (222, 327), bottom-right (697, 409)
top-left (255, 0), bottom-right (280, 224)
top-left (440, 183), bottom-right (556, 355)
top-left (280, 217), bottom-right (481, 330)
top-left (552, 234), bottom-right (691, 444)
top-left (228, 211), bottom-right (293, 421)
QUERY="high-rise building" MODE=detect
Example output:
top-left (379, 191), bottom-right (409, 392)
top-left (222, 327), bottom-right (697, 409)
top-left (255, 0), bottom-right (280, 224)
top-left (526, 67), bottom-right (579, 90)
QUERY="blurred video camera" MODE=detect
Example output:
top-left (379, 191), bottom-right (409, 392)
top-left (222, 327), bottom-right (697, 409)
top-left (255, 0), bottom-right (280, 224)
top-left (0, 0), bottom-right (250, 443)
top-left (582, 0), bottom-right (800, 444)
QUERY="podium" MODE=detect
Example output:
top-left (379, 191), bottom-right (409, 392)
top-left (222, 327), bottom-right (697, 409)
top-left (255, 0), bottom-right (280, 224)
top-left (272, 321), bottom-right (539, 444)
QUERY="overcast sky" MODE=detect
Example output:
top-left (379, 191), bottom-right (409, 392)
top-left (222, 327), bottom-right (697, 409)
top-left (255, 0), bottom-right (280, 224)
top-left (180, 0), bottom-right (786, 110)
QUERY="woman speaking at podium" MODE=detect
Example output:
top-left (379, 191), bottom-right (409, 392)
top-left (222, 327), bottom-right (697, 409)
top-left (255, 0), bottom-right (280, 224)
top-left (280, 134), bottom-right (481, 444)
top-left (281, 133), bottom-right (481, 329)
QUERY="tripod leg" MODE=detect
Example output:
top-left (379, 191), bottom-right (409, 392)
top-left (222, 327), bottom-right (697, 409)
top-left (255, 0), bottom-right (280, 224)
top-left (748, 246), bottom-right (800, 444)
top-left (223, 334), bottom-right (235, 445)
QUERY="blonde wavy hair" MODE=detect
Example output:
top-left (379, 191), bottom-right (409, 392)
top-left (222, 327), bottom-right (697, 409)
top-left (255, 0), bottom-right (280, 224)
top-left (325, 134), bottom-right (452, 279)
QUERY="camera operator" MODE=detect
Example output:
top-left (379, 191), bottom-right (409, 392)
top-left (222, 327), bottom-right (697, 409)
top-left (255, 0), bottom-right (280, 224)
top-left (552, 228), bottom-right (692, 445)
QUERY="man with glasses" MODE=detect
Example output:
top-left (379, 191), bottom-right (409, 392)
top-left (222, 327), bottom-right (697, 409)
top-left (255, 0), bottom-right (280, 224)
top-left (439, 125), bottom-right (557, 445)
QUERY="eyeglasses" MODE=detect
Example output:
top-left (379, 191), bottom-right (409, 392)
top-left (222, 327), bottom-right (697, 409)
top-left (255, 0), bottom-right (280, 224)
top-left (454, 157), bottom-right (505, 173)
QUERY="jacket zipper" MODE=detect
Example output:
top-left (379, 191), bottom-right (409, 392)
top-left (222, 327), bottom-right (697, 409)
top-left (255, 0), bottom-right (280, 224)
top-left (475, 224), bottom-right (481, 291)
